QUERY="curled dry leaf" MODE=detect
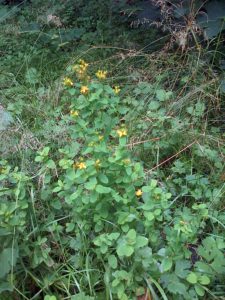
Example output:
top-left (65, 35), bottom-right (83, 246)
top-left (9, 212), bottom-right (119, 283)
top-left (47, 14), bottom-right (62, 27)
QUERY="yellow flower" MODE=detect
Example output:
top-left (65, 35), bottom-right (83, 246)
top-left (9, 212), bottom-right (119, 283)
top-left (74, 162), bottom-right (86, 170)
top-left (135, 189), bottom-right (143, 197)
top-left (96, 70), bottom-right (107, 80)
top-left (63, 77), bottom-right (73, 87)
top-left (70, 110), bottom-right (79, 117)
top-left (72, 64), bottom-right (79, 72)
top-left (0, 167), bottom-right (7, 174)
top-left (80, 86), bottom-right (89, 94)
top-left (79, 59), bottom-right (88, 68)
top-left (73, 60), bottom-right (88, 75)
top-left (79, 64), bottom-right (88, 73)
top-left (117, 128), bottom-right (127, 137)
top-left (81, 63), bottom-right (89, 71)
top-left (95, 159), bottom-right (101, 168)
top-left (113, 86), bottom-right (121, 94)
top-left (98, 135), bottom-right (104, 141)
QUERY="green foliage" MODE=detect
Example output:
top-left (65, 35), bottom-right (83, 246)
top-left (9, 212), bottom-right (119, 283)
top-left (1, 60), bottom-right (224, 299)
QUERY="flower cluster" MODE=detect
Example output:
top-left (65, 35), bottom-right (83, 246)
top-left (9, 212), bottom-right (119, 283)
top-left (73, 161), bottom-right (87, 170)
top-left (96, 70), bottom-right (107, 80)
top-left (95, 159), bottom-right (101, 168)
top-left (63, 77), bottom-right (73, 87)
top-left (70, 110), bottom-right (79, 117)
top-left (117, 128), bottom-right (127, 137)
top-left (80, 85), bottom-right (89, 94)
top-left (113, 86), bottom-right (120, 94)
top-left (73, 59), bottom-right (89, 78)
top-left (135, 189), bottom-right (143, 197)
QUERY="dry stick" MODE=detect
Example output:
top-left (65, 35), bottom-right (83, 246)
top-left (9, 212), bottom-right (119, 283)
top-left (126, 137), bottom-right (161, 147)
top-left (147, 140), bottom-right (197, 173)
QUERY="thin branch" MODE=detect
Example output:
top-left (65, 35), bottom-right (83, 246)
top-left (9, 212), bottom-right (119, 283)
top-left (126, 137), bottom-right (161, 147)
top-left (147, 140), bottom-right (197, 173)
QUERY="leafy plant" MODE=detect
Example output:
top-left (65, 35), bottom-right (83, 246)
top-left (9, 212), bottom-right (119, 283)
top-left (0, 61), bottom-right (218, 299)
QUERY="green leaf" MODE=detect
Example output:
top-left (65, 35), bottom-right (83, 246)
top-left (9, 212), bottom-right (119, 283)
top-left (167, 281), bottom-right (186, 295)
top-left (96, 185), bottom-right (111, 194)
top-left (66, 223), bottom-right (75, 233)
top-left (85, 177), bottom-right (97, 190)
top-left (186, 272), bottom-right (198, 284)
top-left (150, 179), bottom-right (158, 188)
top-left (141, 186), bottom-right (151, 193)
top-left (0, 281), bottom-right (13, 293)
top-left (119, 137), bottom-right (127, 146)
top-left (148, 100), bottom-right (160, 110)
top-left (197, 1), bottom-right (225, 39)
top-left (35, 155), bottom-right (42, 162)
top-left (46, 159), bottom-right (56, 169)
top-left (100, 244), bottom-right (108, 254)
top-left (71, 293), bottom-right (94, 300)
top-left (44, 296), bottom-right (57, 300)
top-left (156, 89), bottom-right (172, 101)
top-left (194, 285), bottom-right (205, 297)
top-left (90, 192), bottom-right (98, 203)
top-left (117, 243), bottom-right (134, 257)
top-left (108, 232), bottom-right (120, 240)
top-left (144, 211), bottom-right (154, 221)
top-left (161, 258), bottom-right (173, 272)
top-left (136, 236), bottom-right (148, 248)
top-left (199, 275), bottom-right (210, 285)
top-left (68, 188), bottom-right (82, 203)
top-left (68, 88), bottom-right (76, 95)
top-left (0, 248), bottom-right (19, 278)
top-left (108, 255), bottom-right (118, 269)
top-left (120, 293), bottom-right (128, 300)
top-left (118, 106), bottom-right (129, 114)
top-left (98, 173), bottom-right (109, 184)
top-left (126, 229), bottom-right (136, 244)
top-left (40, 146), bottom-right (50, 157)
top-left (195, 261), bottom-right (212, 274)
top-left (175, 260), bottom-right (191, 279)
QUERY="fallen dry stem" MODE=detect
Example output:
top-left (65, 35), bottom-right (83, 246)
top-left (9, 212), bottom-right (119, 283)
top-left (147, 140), bottom-right (197, 173)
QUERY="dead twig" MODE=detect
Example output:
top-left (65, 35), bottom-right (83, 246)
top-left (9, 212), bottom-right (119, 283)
top-left (147, 140), bottom-right (197, 173)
